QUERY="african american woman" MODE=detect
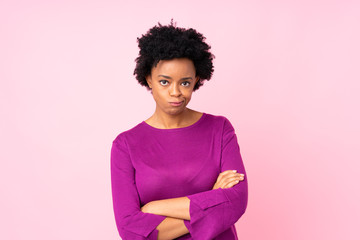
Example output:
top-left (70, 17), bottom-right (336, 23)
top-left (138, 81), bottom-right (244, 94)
top-left (110, 19), bottom-right (248, 240)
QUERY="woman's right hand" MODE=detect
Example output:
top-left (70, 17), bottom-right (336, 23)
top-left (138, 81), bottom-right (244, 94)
top-left (212, 170), bottom-right (245, 190)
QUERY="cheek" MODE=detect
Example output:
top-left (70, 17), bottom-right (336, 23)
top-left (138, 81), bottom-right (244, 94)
top-left (184, 92), bottom-right (193, 102)
top-left (153, 89), bottom-right (166, 102)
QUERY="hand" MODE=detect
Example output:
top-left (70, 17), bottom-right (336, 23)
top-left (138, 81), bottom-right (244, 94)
top-left (212, 170), bottom-right (245, 190)
top-left (140, 202), bottom-right (151, 213)
top-left (140, 201), bottom-right (160, 214)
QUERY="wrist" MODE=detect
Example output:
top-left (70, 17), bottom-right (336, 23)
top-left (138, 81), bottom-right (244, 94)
top-left (141, 200), bottom-right (159, 214)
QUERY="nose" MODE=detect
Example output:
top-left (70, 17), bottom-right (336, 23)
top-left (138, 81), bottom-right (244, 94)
top-left (169, 83), bottom-right (182, 97)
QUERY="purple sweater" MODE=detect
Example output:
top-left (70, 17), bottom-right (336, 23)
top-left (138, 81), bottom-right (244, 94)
top-left (110, 112), bottom-right (248, 239)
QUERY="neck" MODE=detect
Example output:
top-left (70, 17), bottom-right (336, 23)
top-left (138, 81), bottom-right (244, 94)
top-left (151, 107), bottom-right (193, 129)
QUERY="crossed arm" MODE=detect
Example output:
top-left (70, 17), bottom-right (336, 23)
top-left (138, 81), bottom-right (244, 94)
top-left (141, 196), bottom-right (191, 240)
top-left (141, 168), bottom-right (244, 240)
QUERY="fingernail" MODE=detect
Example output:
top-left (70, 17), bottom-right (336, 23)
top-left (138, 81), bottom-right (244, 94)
top-left (233, 170), bottom-right (237, 172)
top-left (235, 180), bottom-right (239, 183)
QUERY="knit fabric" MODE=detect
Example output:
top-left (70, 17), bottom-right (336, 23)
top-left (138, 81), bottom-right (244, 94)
top-left (110, 112), bottom-right (248, 239)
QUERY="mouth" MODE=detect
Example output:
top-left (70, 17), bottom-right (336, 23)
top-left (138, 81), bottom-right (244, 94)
top-left (169, 101), bottom-right (184, 106)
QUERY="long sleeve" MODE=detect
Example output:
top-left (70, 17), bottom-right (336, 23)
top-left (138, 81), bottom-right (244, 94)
top-left (184, 117), bottom-right (248, 239)
top-left (110, 134), bottom-right (167, 239)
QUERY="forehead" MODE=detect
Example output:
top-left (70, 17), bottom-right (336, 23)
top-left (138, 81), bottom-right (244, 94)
top-left (152, 58), bottom-right (196, 76)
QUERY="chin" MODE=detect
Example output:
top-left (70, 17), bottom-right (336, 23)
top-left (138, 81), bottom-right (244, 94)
top-left (167, 107), bottom-right (186, 115)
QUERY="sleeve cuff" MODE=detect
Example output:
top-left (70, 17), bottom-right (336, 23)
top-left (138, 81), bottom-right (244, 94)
top-left (147, 228), bottom-right (160, 240)
top-left (186, 188), bottom-right (230, 213)
top-left (183, 219), bottom-right (192, 233)
top-left (185, 189), bottom-right (230, 239)
top-left (122, 213), bottom-right (167, 239)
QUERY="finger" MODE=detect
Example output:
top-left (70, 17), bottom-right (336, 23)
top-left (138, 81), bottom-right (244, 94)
top-left (220, 170), bottom-right (244, 176)
top-left (223, 181), bottom-right (235, 189)
top-left (221, 173), bottom-right (243, 184)
top-left (217, 171), bottom-right (244, 186)
top-left (224, 179), bottom-right (240, 189)
top-left (218, 170), bottom-right (238, 178)
top-left (236, 174), bottom-right (245, 181)
top-left (217, 171), bottom-right (232, 181)
top-left (222, 171), bottom-right (244, 181)
top-left (223, 175), bottom-right (243, 187)
top-left (218, 170), bottom-right (239, 180)
top-left (217, 172), bottom-right (240, 186)
top-left (223, 174), bottom-right (245, 187)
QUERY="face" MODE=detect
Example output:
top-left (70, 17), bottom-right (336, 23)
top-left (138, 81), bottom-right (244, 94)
top-left (146, 58), bottom-right (200, 116)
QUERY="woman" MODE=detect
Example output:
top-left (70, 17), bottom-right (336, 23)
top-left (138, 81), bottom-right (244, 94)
top-left (111, 19), bottom-right (248, 240)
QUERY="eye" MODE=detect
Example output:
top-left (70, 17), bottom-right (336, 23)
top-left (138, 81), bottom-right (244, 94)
top-left (159, 80), bottom-right (168, 86)
top-left (182, 81), bottom-right (191, 87)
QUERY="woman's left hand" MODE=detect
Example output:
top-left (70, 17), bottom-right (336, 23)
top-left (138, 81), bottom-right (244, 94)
top-left (140, 204), bottom-right (146, 213)
top-left (140, 202), bottom-right (151, 213)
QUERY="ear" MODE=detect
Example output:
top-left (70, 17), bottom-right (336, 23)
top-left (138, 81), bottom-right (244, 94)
top-left (195, 76), bottom-right (200, 84)
top-left (146, 75), bottom-right (152, 88)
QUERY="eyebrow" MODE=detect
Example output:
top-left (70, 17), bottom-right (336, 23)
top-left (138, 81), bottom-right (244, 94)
top-left (158, 75), bottom-right (193, 80)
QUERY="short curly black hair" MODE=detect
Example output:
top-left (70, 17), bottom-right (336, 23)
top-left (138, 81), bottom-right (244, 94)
top-left (133, 19), bottom-right (215, 92)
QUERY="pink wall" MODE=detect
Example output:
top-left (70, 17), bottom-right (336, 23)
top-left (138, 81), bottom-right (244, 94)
top-left (1, 0), bottom-right (359, 239)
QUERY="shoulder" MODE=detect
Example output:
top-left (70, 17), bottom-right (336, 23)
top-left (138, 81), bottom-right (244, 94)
top-left (112, 121), bottom-right (145, 146)
top-left (204, 113), bottom-right (236, 140)
top-left (204, 112), bottom-right (234, 128)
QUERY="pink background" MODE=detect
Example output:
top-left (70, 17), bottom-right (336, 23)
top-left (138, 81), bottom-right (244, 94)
top-left (1, 0), bottom-right (359, 239)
